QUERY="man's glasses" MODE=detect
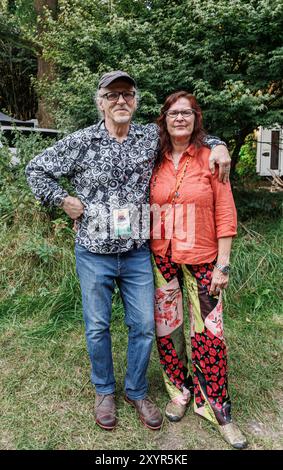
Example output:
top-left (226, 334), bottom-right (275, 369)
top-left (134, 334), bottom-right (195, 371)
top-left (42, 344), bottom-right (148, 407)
top-left (166, 109), bottom-right (195, 119)
top-left (101, 91), bottom-right (136, 103)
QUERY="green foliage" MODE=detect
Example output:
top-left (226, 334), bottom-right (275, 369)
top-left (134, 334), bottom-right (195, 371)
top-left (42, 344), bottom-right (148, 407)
top-left (19, 236), bottom-right (60, 264)
top-left (236, 134), bottom-right (257, 179)
top-left (1, 0), bottom-right (283, 163)
top-left (234, 189), bottom-right (283, 220)
top-left (8, 0), bottom-right (281, 153)
top-left (51, 218), bottom-right (74, 239)
top-left (0, 131), bottom-right (55, 221)
top-left (35, 68), bottom-right (99, 132)
top-left (0, 193), bottom-right (14, 220)
top-left (0, 3), bottom-right (37, 119)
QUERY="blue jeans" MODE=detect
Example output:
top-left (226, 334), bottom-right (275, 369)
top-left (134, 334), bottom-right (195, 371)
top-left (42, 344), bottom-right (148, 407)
top-left (75, 242), bottom-right (155, 400)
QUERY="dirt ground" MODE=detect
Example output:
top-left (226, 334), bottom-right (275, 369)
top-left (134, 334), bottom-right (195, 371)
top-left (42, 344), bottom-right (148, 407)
top-left (155, 397), bottom-right (283, 450)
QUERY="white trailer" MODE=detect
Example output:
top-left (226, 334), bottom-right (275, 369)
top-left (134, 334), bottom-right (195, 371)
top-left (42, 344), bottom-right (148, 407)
top-left (256, 125), bottom-right (283, 176)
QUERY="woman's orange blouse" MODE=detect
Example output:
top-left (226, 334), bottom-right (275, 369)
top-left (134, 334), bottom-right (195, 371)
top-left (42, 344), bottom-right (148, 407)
top-left (150, 144), bottom-right (237, 265)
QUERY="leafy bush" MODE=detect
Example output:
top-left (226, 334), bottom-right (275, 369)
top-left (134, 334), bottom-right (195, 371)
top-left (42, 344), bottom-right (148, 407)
top-left (0, 130), bottom-right (71, 225)
top-left (18, 236), bottom-right (60, 265)
top-left (234, 189), bottom-right (283, 220)
top-left (0, 194), bottom-right (14, 218)
top-left (0, 130), bottom-right (55, 205)
top-left (236, 134), bottom-right (258, 180)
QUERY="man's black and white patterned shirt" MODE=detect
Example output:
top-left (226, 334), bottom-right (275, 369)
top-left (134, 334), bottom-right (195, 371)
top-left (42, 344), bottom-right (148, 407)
top-left (26, 120), bottom-right (224, 254)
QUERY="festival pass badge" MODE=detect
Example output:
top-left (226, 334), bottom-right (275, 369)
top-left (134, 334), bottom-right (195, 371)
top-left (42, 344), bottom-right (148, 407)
top-left (113, 208), bottom-right (131, 237)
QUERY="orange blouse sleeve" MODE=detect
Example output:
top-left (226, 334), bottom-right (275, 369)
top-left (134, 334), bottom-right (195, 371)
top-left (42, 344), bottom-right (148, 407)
top-left (210, 169), bottom-right (237, 239)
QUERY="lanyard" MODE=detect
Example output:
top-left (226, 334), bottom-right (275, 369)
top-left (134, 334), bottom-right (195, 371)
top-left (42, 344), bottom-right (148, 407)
top-left (152, 155), bottom-right (191, 204)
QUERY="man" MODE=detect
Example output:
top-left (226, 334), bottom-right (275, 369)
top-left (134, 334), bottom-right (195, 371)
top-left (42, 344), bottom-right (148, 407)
top-left (26, 70), bottom-right (231, 431)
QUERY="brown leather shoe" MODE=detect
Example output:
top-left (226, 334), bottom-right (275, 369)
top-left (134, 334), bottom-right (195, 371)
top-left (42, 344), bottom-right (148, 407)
top-left (95, 393), bottom-right (117, 430)
top-left (125, 396), bottom-right (163, 430)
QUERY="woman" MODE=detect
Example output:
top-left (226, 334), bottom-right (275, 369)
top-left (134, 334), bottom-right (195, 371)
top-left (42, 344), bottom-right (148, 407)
top-left (150, 91), bottom-right (247, 449)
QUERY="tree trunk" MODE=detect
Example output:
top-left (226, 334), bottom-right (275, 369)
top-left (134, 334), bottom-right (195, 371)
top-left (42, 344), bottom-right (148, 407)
top-left (34, 0), bottom-right (58, 128)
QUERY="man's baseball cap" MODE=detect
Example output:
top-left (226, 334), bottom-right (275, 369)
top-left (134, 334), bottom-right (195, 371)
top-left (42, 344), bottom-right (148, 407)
top-left (98, 70), bottom-right (136, 89)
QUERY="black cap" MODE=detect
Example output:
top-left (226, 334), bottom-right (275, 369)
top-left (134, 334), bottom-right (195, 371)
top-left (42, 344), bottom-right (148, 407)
top-left (98, 70), bottom-right (136, 89)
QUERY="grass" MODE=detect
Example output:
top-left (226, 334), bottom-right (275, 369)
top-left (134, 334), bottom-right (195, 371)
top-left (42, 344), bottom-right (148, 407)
top-left (0, 199), bottom-right (282, 450)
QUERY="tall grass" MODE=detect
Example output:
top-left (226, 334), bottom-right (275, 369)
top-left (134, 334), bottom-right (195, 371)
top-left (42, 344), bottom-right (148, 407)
top-left (1, 209), bottom-right (282, 449)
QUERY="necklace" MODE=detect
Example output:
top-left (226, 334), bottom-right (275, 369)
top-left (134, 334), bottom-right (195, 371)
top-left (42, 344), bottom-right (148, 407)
top-left (171, 156), bottom-right (191, 203)
top-left (152, 155), bottom-right (191, 203)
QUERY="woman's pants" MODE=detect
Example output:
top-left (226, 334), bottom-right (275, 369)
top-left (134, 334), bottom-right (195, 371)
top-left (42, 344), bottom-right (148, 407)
top-left (152, 252), bottom-right (232, 425)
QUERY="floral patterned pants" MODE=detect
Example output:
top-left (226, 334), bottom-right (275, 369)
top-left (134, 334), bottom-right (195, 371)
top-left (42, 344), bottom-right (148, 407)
top-left (152, 252), bottom-right (232, 425)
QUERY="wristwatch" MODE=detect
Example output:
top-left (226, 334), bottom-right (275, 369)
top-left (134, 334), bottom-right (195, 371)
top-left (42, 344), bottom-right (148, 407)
top-left (215, 263), bottom-right (230, 274)
top-left (54, 194), bottom-right (67, 208)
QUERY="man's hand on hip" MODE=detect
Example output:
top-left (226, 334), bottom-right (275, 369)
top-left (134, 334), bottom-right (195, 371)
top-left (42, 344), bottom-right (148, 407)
top-left (62, 196), bottom-right (84, 219)
top-left (209, 144), bottom-right (231, 183)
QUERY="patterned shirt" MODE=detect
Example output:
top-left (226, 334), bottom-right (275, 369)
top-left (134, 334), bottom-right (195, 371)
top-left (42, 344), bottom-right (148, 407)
top-left (26, 120), bottom-right (224, 254)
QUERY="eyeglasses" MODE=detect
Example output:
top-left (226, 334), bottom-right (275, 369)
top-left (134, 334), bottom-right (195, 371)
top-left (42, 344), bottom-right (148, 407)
top-left (166, 109), bottom-right (195, 119)
top-left (100, 91), bottom-right (136, 102)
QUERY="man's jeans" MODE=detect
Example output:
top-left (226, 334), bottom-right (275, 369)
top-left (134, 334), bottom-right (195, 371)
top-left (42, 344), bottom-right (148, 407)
top-left (75, 242), bottom-right (155, 400)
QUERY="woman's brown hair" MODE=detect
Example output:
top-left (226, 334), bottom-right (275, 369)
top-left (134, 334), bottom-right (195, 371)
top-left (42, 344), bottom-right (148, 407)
top-left (156, 91), bottom-right (207, 162)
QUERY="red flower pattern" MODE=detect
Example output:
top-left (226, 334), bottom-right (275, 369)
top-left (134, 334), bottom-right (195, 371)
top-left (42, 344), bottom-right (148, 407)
top-left (155, 255), bottom-right (231, 425)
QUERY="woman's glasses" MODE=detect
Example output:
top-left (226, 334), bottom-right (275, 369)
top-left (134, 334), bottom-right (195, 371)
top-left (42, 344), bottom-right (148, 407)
top-left (166, 109), bottom-right (195, 119)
